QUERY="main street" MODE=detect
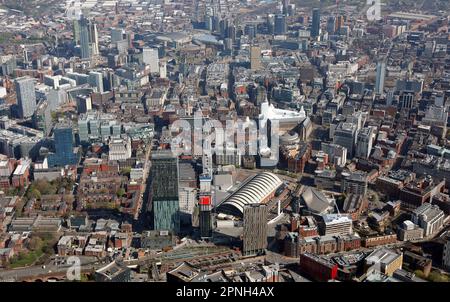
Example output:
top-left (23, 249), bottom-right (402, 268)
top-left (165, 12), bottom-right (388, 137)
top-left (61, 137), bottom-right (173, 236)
top-left (0, 256), bottom-right (102, 281)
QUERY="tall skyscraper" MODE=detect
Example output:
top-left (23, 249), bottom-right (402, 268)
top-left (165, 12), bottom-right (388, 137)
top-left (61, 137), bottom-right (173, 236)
top-left (0, 55), bottom-right (17, 76)
top-left (178, 160), bottom-right (197, 225)
top-left (226, 24), bottom-right (237, 42)
top-left (355, 127), bottom-right (374, 159)
top-left (255, 85), bottom-right (267, 105)
top-left (79, 17), bottom-right (90, 59)
top-left (274, 14), bottom-right (287, 35)
top-left (151, 150), bottom-right (180, 233)
top-left (327, 16), bottom-right (336, 34)
top-left (250, 46), bottom-right (261, 70)
top-left (73, 20), bottom-right (81, 45)
top-left (79, 16), bottom-right (99, 59)
top-left (219, 19), bottom-right (228, 38)
top-left (15, 77), bottom-right (37, 119)
top-left (243, 204), bottom-right (268, 256)
top-left (89, 21), bottom-right (99, 57)
top-left (142, 48), bottom-right (160, 73)
top-left (244, 24), bottom-right (257, 39)
top-left (47, 122), bottom-right (79, 167)
top-left (375, 60), bottom-right (386, 94)
top-left (198, 168), bottom-right (213, 239)
top-left (32, 100), bottom-right (52, 136)
top-left (267, 14), bottom-right (275, 34)
top-left (212, 15), bottom-right (220, 33)
top-left (199, 195), bottom-right (212, 239)
top-left (336, 15), bottom-right (345, 33)
top-left (88, 71), bottom-right (104, 93)
top-left (282, 0), bottom-right (290, 15)
top-left (399, 91), bottom-right (415, 109)
top-left (311, 8), bottom-right (321, 38)
top-left (333, 122), bottom-right (357, 159)
top-left (76, 95), bottom-right (92, 114)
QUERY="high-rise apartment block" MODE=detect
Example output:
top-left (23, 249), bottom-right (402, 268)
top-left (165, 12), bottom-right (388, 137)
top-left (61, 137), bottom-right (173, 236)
top-left (250, 46), bottom-right (261, 70)
top-left (243, 204), bottom-right (267, 256)
top-left (15, 77), bottom-right (37, 119)
top-left (142, 48), bottom-right (160, 73)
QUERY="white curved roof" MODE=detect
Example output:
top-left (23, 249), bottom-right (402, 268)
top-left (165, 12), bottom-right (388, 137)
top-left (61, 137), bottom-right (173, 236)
top-left (217, 172), bottom-right (283, 216)
top-left (302, 187), bottom-right (334, 214)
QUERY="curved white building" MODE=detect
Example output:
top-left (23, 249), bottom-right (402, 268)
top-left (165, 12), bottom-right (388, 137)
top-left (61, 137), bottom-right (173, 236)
top-left (216, 172), bottom-right (283, 217)
top-left (259, 101), bottom-right (307, 131)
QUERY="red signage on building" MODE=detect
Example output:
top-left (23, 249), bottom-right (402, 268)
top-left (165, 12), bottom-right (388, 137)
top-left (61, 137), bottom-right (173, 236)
top-left (199, 195), bottom-right (211, 205)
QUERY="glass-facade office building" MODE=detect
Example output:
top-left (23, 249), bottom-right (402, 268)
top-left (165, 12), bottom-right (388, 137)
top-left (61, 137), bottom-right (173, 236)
top-left (48, 123), bottom-right (80, 167)
top-left (151, 150), bottom-right (180, 233)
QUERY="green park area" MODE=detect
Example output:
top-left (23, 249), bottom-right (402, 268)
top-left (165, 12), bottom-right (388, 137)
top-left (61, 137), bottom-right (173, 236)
top-left (8, 233), bottom-right (57, 269)
top-left (415, 270), bottom-right (450, 282)
top-left (25, 178), bottom-right (75, 201)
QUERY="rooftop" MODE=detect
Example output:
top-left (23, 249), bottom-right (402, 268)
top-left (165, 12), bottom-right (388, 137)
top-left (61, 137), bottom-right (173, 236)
top-left (322, 214), bottom-right (352, 225)
top-left (365, 248), bottom-right (402, 266)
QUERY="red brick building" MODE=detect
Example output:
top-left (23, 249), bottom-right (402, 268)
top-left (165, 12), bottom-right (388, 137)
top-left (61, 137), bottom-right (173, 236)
top-left (361, 234), bottom-right (397, 248)
top-left (11, 159), bottom-right (31, 189)
top-left (281, 143), bottom-right (311, 174)
top-left (299, 253), bottom-right (338, 282)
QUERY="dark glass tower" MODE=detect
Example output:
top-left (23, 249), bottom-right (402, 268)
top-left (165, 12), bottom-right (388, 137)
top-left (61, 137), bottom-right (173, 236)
top-left (311, 8), bottom-right (321, 38)
top-left (78, 16), bottom-right (98, 59)
top-left (48, 122), bottom-right (79, 167)
top-left (79, 16), bottom-right (91, 59)
top-left (151, 150), bottom-right (180, 233)
top-left (274, 14), bottom-right (286, 35)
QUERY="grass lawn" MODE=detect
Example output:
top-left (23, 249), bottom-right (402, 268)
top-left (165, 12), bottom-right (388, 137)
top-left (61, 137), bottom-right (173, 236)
top-left (8, 233), bottom-right (57, 269)
top-left (9, 250), bottom-right (44, 269)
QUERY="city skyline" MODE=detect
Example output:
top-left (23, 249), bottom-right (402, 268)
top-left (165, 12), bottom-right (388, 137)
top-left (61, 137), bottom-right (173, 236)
top-left (0, 0), bottom-right (449, 287)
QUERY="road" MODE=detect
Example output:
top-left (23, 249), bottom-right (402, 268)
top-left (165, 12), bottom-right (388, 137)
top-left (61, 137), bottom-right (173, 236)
top-left (0, 256), bottom-right (102, 281)
top-left (132, 145), bottom-right (153, 232)
top-left (134, 145), bottom-right (152, 220)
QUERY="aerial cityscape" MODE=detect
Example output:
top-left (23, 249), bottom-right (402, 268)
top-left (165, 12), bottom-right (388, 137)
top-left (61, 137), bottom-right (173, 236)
top-left (0, 0), bottom-right (450, 284)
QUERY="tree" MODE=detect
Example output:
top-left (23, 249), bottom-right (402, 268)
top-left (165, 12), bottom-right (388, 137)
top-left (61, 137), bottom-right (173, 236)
top-left (7, 187), bottom-right (20, 196)
top-left (26, 189), bottom-right (41, 200)
top-left (116, 188), bottom-right (126, 198)
top-left (28, 237), bottom-right (43, 251)
top-left (36, 179), bottom-right (58, 195)
top-left (427, 271), bottom-right (450, 282)
top-left (120, 167), bottom-right (131, 177)
top-left (414, 270), bottom-right (425, 279)
top-left (41, 243), bottom-right (53, 255)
